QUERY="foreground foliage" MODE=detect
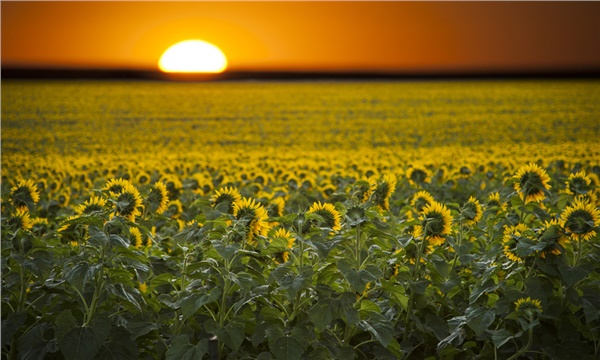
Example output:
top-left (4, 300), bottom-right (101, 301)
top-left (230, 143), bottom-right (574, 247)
top-left (2, 80), bottom-right (600, 359)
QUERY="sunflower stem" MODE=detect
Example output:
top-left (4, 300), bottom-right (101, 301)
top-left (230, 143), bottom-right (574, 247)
top-left (355, 224), bottom-right (361, 271)
top-left (403, 227), bottom-right (428, 344)
top-left (574, 237), bottom-right (582, 266)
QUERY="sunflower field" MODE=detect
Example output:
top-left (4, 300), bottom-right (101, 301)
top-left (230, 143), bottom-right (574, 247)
top-left (2, 80), bottom-right (600, 359)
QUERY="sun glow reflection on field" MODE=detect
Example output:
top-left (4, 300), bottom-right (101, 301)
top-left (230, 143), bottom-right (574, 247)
top-left (158, 40), bottom-right (228, 73)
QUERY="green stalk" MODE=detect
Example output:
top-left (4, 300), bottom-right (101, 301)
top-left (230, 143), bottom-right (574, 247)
top-left (506, 315), bottom-right (533, 360)
top-left (355, 224), bottom-right (362, 271)
top-left (449, 222), bottom-right (464, 274)
top-left (574, 237), bottom-right (583, 266)
top-left (402, 227), bottom-right (428, 343)
top-left (84, 246), bottom-right (105, 327)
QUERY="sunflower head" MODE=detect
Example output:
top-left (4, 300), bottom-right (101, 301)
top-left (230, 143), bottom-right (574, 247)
top-left (418, 201), bottom-right (453, 246)
top-left (7, 208), bottom-right (33, 231)
top-left (267, 197), bottom-right (286, 218)
top-left (114, 183), bottom-right (143, 222)
top-left (502, 223), bottom-right (532, 263)
top-left (460, 196), bottom-right (483, 226)
top-left (565, 171), bottom-right (593, 196)
top-left (147, 181), bottom-right (170, 215)
top-left (352, 178), bottom-right (377, 203)
top-left (410, 190), bottom-right (435, 214)
top-left (407, 166), bottom-right (431, 187)
top-left (103, 178), bottom-right (131, 197)
top-left (271, 228), bottom-right (295, 264)
top-left (129, 226), bottom-right (151, 249)
top-left (11, 179), bottom-right (40, 211)
top-left (537, 219), bottom-right (568, 258)
top-left (160, 174), bottom-right (183, 200)
top-left (486, 192), bottom-right (507, 214)
top-left (372, 174), bottom-right (397, 211)
top-left (57, 215), bottom-right (87, 244)
top-left (514, 297), bottom-right (543, 316)
top-left (560, 198), bottom-right (600, 241)
top-left (307, 201), bottom-right (342, 232)
top-left (211, 187), bottom-right (242, 214)
top-left (77, 196), bottom-right (107, 215)
top-left (233, 197), bottom-right (269, 246)
top-left (513, 163), bottom-right (551, 204)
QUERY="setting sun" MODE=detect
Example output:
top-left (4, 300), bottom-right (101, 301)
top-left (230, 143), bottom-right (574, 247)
top-left (158, 40), bottom-right (227, 73)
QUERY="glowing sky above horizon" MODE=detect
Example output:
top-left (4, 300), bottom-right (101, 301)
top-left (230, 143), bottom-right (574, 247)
top-left (2, 1), bottom-right (600, 73)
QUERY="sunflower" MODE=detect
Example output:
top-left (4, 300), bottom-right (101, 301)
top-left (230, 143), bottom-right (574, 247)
top-left (307, 201), bottom-right (342, 232)
top-left (130, 226), bottom-right (144, 249)
top-left (560, 198), bottom-right (600, 241)
top-left (372, 174), bottom-right (397, 211)
top-left (502, 223), bottom-right (531, 263)
top-left (76, 196), bottom-right (107, 215)
top-left (267, 197), bottom-right (286, 218)
top-left (233, 197), bottom-right (269, 246)
top-left (7, 208), bottom-right (33, 231)
top-left (353, 177), bottom-right (377, 203)
top-left (537, 219), bottom-right (568, 258)
top-left (11, 179), bottom-right (40, 210)
top-left (147, 181), bottom-right (170, 214)
top-left (160, 174), bottom-right (183, 200)
top-left (461, 196), bottom-right (483, 226)
top-left (514, 297), bottom-right (543, 314)
top-left (410, 190), bottom-right (435, 214)
top-left (486, 192), bottom-right (507, 214)
top-left (114, 183), bottom-right (143, 222)
top-left (58, 215), bottom-right (87, 245)
top-left (272, 228), bottom-right (295, 263)
top-left (417, 201), bottom-right (452, 246)
top-left (211, 187), bottom-right (242, 214)
top-left (513, 163), bottom-right (551, 204)
top-left (406, 166), bottom-right (431, 187)
top-left (564, 171), bottom-right (593, 197)
top-left (103, 178), bottom-right (131, 197)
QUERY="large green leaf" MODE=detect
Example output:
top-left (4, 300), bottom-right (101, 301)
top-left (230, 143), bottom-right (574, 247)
top-left (165, 335), bottom-right (208, 360)
top-left (17, 323), bottom-right (58, 360)
top-left (59, 317), bottom-right (110, 360)
top-left (180, 288), bottom-right (221, 319)
top-left (465, 307), bottom-right (495, 337)
top-left (358, 314), bottom-right (394, 347)
top-left (96, 326), bottom-right (138, 360)
top-left (559, 264), bottom-right (592, 287)
top-left (308, 299), bottom-right (335, 331)
top-left (337, 260), bottom-right (379, 293)
top-left (1, 311), bottom-right (27, 347)
top-left (270, 265), bottom-right (313, 298)
top-left (65, 262), bottom-right (100, 293)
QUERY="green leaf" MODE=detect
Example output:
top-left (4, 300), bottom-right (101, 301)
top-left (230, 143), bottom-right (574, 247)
top-left (65, 262), bottom-right (100, 292)
top-left (559, 264), bottom-right (592, 287)
top-left (1, 311), bottom-right (27, 347)
top-left (214, 317), bottom-right (245, 352)
top-left (465, 307), bottom-right (495, 337)
top-left (211, 240), bottom-right (239, 262)
top-left (308, 299), bottom-right (335, 331)
top-left (59, 324), bottom-right (107, 360)
top-left (88, 226), bottom-right (110, 247)
top-left (96, 326), bottom-right (139, 360)
top-left (491, 328), bottom-right (520, 349)
top-left (359, 315), bottom-right (394, 347)
top-left (272, 334), bottom-right (306, 360)
top-left (18, 323), bottom-right (58, 360)
top-left (165, 335), bottom-right (208, 360)
top-left (180, 288), bottom-right (221, 319)
top-left (337, 260), bottom-right (378, 293)
top-left (270, 265), bottom-right (313, 299)
top-left (108, 284), bottom-right (142, 313)
top-left (125, 321), bottom-right (159, 339)
top-left (55, 310), bottom-right (77, 344)
top-left (381, 279), bottom-right (409, 310)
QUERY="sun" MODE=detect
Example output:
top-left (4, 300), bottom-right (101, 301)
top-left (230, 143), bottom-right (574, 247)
top-left (158, 40), bottom-right (228, 73)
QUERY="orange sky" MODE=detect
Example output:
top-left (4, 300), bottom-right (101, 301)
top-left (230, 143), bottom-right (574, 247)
top-left (2, 1), bottom-right (600, 72)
